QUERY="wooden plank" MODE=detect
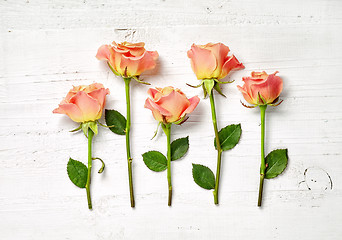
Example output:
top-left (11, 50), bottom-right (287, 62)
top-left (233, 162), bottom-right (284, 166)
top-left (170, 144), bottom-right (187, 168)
top-left (0, 0), bottom-right (341, 239)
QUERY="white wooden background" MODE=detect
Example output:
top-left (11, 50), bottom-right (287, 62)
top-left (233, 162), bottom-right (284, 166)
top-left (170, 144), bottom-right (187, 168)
top-left (1, 0), bottom-right (341, 239)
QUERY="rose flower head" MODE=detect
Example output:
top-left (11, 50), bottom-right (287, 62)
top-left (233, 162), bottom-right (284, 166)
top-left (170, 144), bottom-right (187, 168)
top-left (96, 41), bottom-right (159, 78)
top-left (237, 71), bottom-right (283, 106)
top-left (53, 83), bottom-right (110, 123)
top-left (187, 43), bottom-right (244, 80)
top-left (144, 86), bottom-right (200, 124)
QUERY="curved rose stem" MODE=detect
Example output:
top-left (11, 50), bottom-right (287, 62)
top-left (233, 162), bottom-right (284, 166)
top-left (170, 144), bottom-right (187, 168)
top-left (210, 90), bottom-right (223, 205)
top-left (124, 77), bottom-right (135, 208)
top-left (258, 105), bottom-right (267, 207)
top-left (85, 129), bottom-right (94, 210)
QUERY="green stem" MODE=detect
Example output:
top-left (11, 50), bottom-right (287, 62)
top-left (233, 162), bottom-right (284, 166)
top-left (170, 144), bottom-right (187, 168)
top-left (163, 123), bottom-right (172, 206)
top-left (258, 105), bottom-right (267, 207)
top-left (124, 77), bottom-right (135, 208)
top-left (210, 90), bottom-right (223, 205)
top-left (258, 174), bottom-right (265, 207)
top-left (86, 129), bottom-right (94, 210)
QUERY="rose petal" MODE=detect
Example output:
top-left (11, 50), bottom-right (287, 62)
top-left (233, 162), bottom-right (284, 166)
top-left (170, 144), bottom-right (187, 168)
top-left (114, 42), bottom-right (146, 57)
top-left (149, 50), bottom-right (159, 61)
top-left (180, 96), bottom-right (200, 117)
top-left (53, 103), bottom-right (84, 123)
top-left (96, 45), bottom-right (111, 61)
top-left (219, 55), bottom-right (245, 79)
top-left (117, 51), bottom-right (158, 77)
top-left (88, 87), bottom-right (110, 109)
top-left (251, 71), bottom-right (268, 79)
top-left (158, 90), bottom-right (190, 123)
top-left (147, 88), bottom-right (160, 99)
top-left (147, 87), bottom-right (165, 102)
top-left (109, 50), bottom-right (123, 75)
top-left (135, 51), bottom-right (158, 75)
top-left (237, 85), bottom-right (256, 105)
top-left (187, 44), bottom-right (217, 79)
top-left (144, 98), bottom-right (171, 122)
top-left (253, 72), bottom-right (283, 103)
top-left (69, 91), bottom-right (102, 122)
top-left (119, 54), bottom-right (140, 76)
top-left (208, 43), bottom-right (230, 78)
top-left (85, 83), bottom-right (105, 93)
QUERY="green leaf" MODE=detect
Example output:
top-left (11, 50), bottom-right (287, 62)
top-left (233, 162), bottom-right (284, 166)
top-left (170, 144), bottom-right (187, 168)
top-left (142, 151), bottom-right (167, 172)
top-left (171, 136), bottom-right (189, 161)
top-left (67, 158), bottom-right (88, 188)
top-left (192, 164), bottom-right (215, 190)
top-left (105, 109), bottom-right (126, 135)
top-left (214, 124), bottom-right (242, 151)
top-left (265, 149), bottom-right (288, 179)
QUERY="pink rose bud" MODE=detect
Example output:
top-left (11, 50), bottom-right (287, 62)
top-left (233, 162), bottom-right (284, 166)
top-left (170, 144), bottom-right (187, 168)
top-left (53, 83), bottom-right (110, 123)
top-left (237, 71), bottom-right (283, 105)
top-left (187, 43), bottom-right (244, 80)
top-left (96, 41), bottom-right (159, 78)
top-left (144, 86), bottom-right (200, 124)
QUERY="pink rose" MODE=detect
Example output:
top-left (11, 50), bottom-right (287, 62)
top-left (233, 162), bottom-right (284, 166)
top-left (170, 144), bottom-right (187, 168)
top-left (53, 83), bottom-right (110, 123)
top-left (187, 43), bottom-right (244, 80)
top-left (237, 71), bottom-right (283, 105)
top-left (96, 41), bottom-right (159, 78)
top-left (144, 86), bottom-right (200, 124)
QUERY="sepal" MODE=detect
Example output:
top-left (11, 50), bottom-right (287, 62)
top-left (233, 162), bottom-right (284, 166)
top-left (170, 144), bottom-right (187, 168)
top-left (240, 100), bottom-right (256, 108)
top-left (132, 76), bottom-right (151, 85)
top-left (203, 79), bottom-right (215, 97)
top-left (214, 79), bottom-right (235, 84)
top-left (161, 122), bottom-right (171, 135)
top-left (107, 62), bottom-right (120, 76)
top-left (202, 84), bottom-right (208, 98)
top-left (173, 115), bottom-right (189, 125)
top-left (186, 81), bottom-right (204, 88)
top-left (268, 97), bottom-right (284, 107)
top-left (69, 124), bottom-right (82, 132)
top-left (151, 122), bottom-right (161, 140)
top-left (81, 121), bottom-right (98, 137)
top-left (213, 83), bottom-right (226, 97)
top-left (257, 92), bottom-right (267, 105)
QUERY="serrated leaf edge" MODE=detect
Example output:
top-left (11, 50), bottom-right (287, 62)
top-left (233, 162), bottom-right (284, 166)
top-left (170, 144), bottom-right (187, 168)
top-left (105, 109), bottom-right (126, 135)
top-left (142, 151), bottom-right (167, 172)
top-left (192, 163), bottom-right (215, 190)
top-left (265, 149), bottom-right (288, 179)
top-left (171, 136), bottom-right (189, 161)
top-left (67, 158), bottom-right (88, 188)
top-left (216, 123), bottom-right (241, 150)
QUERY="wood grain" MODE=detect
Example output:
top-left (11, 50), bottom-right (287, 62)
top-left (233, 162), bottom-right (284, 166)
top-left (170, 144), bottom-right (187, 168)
top-left (0, 0), bottom-right (341, 239)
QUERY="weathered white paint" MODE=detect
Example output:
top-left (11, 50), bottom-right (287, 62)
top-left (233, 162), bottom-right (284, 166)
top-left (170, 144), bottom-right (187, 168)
top-left (0, 0), bottom-right (341, 239)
